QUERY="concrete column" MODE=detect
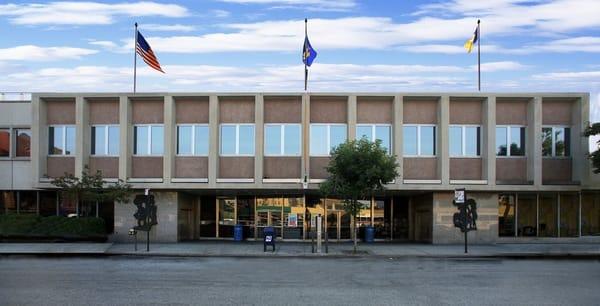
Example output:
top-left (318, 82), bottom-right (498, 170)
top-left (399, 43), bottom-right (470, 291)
top-left (302, 94), bottom-right (310, 182)
top-left (75, 96), bottom-right (89, 177)
top-left (254, 94), bottom-right (264, 185)
top-left (439, 96), bottom-right (450, 185)
top-left (393, 95), bottom-right (403, 186)
top-left (485, 96), bottom-right (496, 185)
top-left (31, 95), bottom-right (44, 183)
top-left (208, 95), bottom-right (218, 187)
top-left (348, 95), bottom-right (357, 140)
top-left (163, 96), bottom-right (174, 184)
top-left (118, 96), bottom-right (130, 181)
top-left (572, 94), bottom-right (589, 184)
top-left (530, 96), bottom-right (543, 186)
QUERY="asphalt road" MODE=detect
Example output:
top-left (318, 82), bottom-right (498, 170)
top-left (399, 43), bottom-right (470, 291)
top-left (1, 256), bottom-right (599, 305)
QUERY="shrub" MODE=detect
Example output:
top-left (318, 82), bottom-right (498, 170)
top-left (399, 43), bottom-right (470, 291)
top-left (0, 214), bottom-right (106, 241)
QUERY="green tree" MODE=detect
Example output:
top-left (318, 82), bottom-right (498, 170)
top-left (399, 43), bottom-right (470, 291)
top-left (584, 122), bottom-right (600, 173)
top-left (51, 166), bottom-right (133, 216)
top-left (320, 138), bottom-right (399, 252)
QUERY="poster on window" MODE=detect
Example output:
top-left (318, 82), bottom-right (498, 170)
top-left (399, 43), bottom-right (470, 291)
top-left (288, 214), bottom-right (298, 227)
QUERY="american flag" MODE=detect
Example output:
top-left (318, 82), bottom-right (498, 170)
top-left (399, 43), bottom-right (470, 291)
top-left (136, 30), bottom-right (164, 73)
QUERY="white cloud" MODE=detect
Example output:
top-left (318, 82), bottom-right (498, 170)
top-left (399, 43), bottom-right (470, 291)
top-left (416, 0), bottom-right (600, 33)
top-left (217, 0), bottom-right (356, 11)
top-left (0, 2), bottom-right (188, 25)
top-left (211, 9), bottom-right (231, 18)
top-left (0, 45), bottom-right (97, 61)
top-left (532, 71), bottom-right (600, 81)
top-left (533, 37), bottom-right (600, 53)
top-left (477, 61), bottom-right (529, 72)
top-left (141, 24), bottom-right (197, 32)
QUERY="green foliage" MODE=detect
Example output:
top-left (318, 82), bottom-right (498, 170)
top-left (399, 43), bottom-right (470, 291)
top-left (320, 138), bottom-right (399, 250)
top-left (584, 123), bottom-right (600, 174)
top-left (0, 214), bottom-right (106, 240)
top-left (51, 165), bottom-right (133, 206)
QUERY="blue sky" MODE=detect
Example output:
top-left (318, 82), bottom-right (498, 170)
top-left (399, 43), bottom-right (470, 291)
top-left (0, 0), bottom-right (599, 124)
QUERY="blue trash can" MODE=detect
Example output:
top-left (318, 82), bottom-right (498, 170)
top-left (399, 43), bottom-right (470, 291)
top-left (364, 226), bottom-right (375, 243)
top-left (233, 224), bottom-right (243, 241)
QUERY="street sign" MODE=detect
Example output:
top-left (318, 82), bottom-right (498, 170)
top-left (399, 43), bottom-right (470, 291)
top-left (454, 188), bottom-right (465, 204)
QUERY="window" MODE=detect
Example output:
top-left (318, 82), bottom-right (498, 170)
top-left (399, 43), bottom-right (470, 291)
top-left (48, 126), bottom-right (75, 155)
top-left (177, 124), bottom-right (209, 156)
top-left (498, 194), bottom-right (516, 237)
top-left (220, 124), bottom-right (255, 156)
top-left (133, 125), bottom-right (163, 156)
top-left (310, 124), bottom-right (347, 156)
top-left (0, 129), bottom-right (9, 157)
top-left (15, 129), bottom-right (31, 157)
top-left (403, 125), bottom-right (436, 156)
top-left (265, 124), bottom-right (301, 156)
top-left (356, 124), bottom-right (392, 154)
top-left (449, 125), bottom-right (480, 157)
top-left (496, 126), bottom-right (525, 156)
top-left (91, 125), bottom-right (119, 156)
top-left (542, 127), bottom-right (570, 157)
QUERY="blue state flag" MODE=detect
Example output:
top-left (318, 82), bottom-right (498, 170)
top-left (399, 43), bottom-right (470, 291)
top-left (302, 37), bottom-right (317, 66)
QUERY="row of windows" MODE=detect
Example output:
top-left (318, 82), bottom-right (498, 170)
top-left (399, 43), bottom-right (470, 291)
top-left (45, 124), bottom-right (572, 158)
top-left (0, 128), bottom-right (31, 158)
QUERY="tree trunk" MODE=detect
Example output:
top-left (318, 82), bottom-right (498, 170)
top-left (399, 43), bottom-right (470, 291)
top-left (353, 215), bottom-right (357, 253)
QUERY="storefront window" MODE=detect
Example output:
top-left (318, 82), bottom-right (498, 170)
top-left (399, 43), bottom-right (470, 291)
top-left (539, 194), bottom-right (558, 237)
top-left (236, 196), bottom-right (255, 239)
top-left (559, 194), bottom-right (579, 237)
top-left (59, 192), bottom-right (77, 217)
top-left (256, 197), bottom-right (282, 238)
top-left (581, 193), bottom-right (600, 236)
top-left (498, 194), bottom-right (516, 236)
top-left (39, 191), bottom-right (57, 216)
top-left (15, 129), bottom-right (31, 157)
top-left (19, 191), bottom-right (37, 214)
top-left (305, 195), bottom-right (325, 236)
top-left (374, 197), bottom-right (391, 239)
top-left (517, 194), bottom-right (537, 237)
top-left (218, 198), bottom-right (235, 238)
top-left (1, 191), bottom-right (17, 214)
top-left (283, 196), bottom-right (304, 239)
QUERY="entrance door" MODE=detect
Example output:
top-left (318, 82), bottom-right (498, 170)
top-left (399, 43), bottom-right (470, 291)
top-left (325, 199), bottom-right (352, 241)
top-left (199, 196), bottom-right (216, 237)
top-left (218, 197), bottom-right (236, 238)
top-left (256, 197), bottom-right (282, 238)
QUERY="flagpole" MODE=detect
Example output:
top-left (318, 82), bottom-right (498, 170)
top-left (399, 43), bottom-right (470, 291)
top-left (304, 18), bottom-right (308, 92)
top-left (477, 19), bottom-right (481, 92)
top-left (134, 22), bottom-right (138, 94)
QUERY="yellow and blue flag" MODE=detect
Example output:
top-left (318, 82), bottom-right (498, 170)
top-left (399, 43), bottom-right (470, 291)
top-left (302, 36), bottom-right (317, 66)
top-left (464, 23), bottom-right (479, 53)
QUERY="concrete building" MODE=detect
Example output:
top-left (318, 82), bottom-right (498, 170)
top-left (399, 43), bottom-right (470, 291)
top-left (1, 92), bottom-right (599, 244)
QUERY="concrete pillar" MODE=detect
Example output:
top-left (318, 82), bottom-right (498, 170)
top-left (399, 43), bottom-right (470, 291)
top-left (208, 95), bottom-right (219, 187)
top-left (439, 96), bottom-right (450, 185)
top-left (31, 95), bottom-right (45, 183)
top-left (302, 94), bottom-right (310, 182)
top-left (118, 96), bottom-right (130, 181)
top-left (75, 96), bottom-right (89, 177)
top-left (485, 96), bottom-right (496, 185)
top-left (393, 95), bottom-right (403, 186)
top-left (163, 96), bottom-right (174, 184)
top-left (530, 96), bottom-right (543, 186)
top-left (572, 94), bottom-right (589, 184)
top-left (254, 94), bottom-right (264, 185)
top-left (348, 95), bottom-right (357, 140)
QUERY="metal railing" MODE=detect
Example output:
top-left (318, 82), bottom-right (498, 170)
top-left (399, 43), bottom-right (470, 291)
top-left (0, 92), bottom-right (31, 101)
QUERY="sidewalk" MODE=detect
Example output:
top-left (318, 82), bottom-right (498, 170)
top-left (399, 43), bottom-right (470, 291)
top-left (1, 241), bottom-right (600, 258)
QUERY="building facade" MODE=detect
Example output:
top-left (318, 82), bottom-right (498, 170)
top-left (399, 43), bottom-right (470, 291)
top-left (1, 92), bottom-right (599, 244)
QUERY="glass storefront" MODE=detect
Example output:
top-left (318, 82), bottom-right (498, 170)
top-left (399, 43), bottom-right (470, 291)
top-left (582, 193), bottom-right (600, 236)
top-left (517, 194), bottom-right (537, 237)
top-left (560, 194), bottom-right (579, 237)
top-left (498, 192), bottom-right (593, 238)
top-left (218, 198), bottom-right (235, 238)
top-left (498, 194), bottom-right (516, 237)
top-left (539, 194), bottom-right (558, 237)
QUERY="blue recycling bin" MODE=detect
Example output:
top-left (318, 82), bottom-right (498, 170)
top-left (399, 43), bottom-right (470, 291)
top-left (364, 226), bottom-right (375, 243)
top-left (263, 226), bottom-right (276, 252)
top-left (233, 224), bottom-right (244, 242)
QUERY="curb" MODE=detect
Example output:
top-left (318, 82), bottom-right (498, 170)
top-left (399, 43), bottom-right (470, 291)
top-left (2, 252), bottom-right (600, 260)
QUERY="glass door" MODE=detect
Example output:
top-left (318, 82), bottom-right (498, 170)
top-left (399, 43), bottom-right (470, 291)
top-left (256, 197), bottom-right (282, 238)
top-left (218, 197), bottom-right (236, 238)
top-left (237, 196), bottom-right (255, 240)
